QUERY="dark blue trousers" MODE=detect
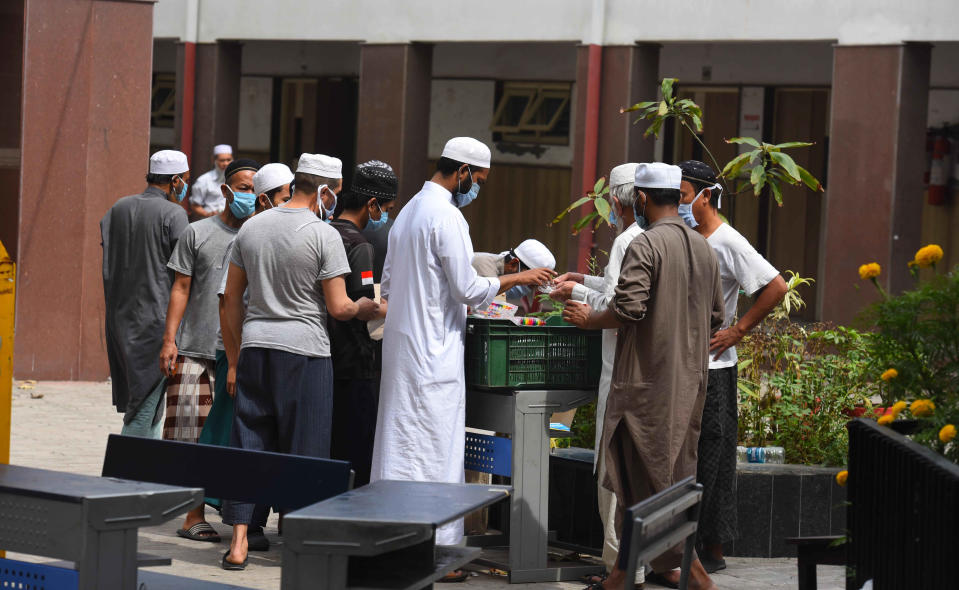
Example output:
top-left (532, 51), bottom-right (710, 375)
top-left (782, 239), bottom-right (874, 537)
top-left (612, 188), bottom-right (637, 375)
top-left (221, 347), bottom-right (334, 525)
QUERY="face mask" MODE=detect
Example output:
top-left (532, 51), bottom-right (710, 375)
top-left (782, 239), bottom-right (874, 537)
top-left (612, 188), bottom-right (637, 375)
top-left (633, 192), bottom-right (649, 230)
top-left (678, 191), bottom-right (702, 229)
top-left (174, 177), bottom-right (188, 203)
top-left (227, 186), bottom-right (257, 219)
top-left (366, 201), bottom-right (389, 230)
top-left (608, 204), bottom-right (620, 230)
top-left (319, 184), bottom-right (338, 221)
top-left (455, 168), bottom-right (480, 208)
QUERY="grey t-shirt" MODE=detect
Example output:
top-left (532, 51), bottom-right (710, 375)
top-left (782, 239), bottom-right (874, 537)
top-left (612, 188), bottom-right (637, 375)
top-left (230, 207), bottom-right (351, 358)
top-left (167, 216), bottom-right (238, 359)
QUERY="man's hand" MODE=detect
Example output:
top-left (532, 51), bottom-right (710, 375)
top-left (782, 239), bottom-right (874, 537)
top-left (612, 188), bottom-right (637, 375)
top-left (355, 297), bottom-right (380, 321)
top-left (710, 325), bottom-right (746, 360)
top-left (562, 300), bottom-right (592, 329)
top-left (553, 272), bottom-right (584, 285)
top-left (159, 341), bottom-right (178, 377)
top-left (226, 366), bottom-right (237, 398)
top-left (549, 281), bottom-right (577, 303)
top-left (518, 267), bottom-right (557, 287)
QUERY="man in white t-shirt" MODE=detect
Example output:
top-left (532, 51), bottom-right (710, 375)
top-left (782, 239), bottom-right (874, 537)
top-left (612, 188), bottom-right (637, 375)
top-left (189, 144), bottom-right (234, 219)
top-left (677, 160), bottom-right (787, 573)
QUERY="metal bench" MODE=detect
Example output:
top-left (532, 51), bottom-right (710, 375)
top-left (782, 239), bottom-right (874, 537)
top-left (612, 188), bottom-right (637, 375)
top-left (101, 434), bottom-right (353, 514)
top-left (280, 480), bottom-right (512, 590)
top-left (785, 536), bottom-right (845, 590)
top-left (618, 476), bottom-right (703, 590)
top-left (0, 462), bottom-right (201, 589)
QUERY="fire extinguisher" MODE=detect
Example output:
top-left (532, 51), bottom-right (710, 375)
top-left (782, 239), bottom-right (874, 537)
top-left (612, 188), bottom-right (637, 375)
top-left (928, 132), bottom-right (951, 206)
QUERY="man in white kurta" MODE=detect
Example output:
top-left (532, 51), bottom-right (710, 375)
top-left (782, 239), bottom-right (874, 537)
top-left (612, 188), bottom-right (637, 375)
top-left (371, 137), bottom-right (554, 548)
top-left (550, 163), bottom-right (644, 584)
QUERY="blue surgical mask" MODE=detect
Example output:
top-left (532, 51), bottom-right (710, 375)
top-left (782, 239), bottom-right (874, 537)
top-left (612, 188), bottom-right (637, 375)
top-left (608, 204), bottom-right (619, 229)
top-left (505, 285), bottom-right (531, 300)
top-left (366, 202), bottom-right (389, 230)
top-left (227, 186), bottom-right (257, 219)
top-left (678, 191), bottom-right (702, 228)
top-left (633, 193), bottom-right (649, 230)
top-left (320, 185), bottom-right (338, 222)
top-left (455, 168), bottom-right (481, 208)
top-left (174, 177), bottom-right (188, 202)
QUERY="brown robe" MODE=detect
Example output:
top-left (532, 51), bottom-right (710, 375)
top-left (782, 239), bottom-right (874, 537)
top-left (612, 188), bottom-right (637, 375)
top-left (602, 216), bottom-right (724, 572)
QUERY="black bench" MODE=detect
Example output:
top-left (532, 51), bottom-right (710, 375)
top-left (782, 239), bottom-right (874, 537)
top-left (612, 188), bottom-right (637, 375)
top-left (0, 462), bottom-right (201, 589)
top-left (280, 480), bottom-right (512, 590)
top-left (619, 476), bottom-right (704, 590)
top-left (785, 536), bottom-right (845, 590)
top-left (101, 434), bottom-right (353, 514)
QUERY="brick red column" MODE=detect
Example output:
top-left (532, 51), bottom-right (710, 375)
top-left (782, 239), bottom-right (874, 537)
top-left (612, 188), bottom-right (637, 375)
top-left (819, 44), bottom-right (931, 324)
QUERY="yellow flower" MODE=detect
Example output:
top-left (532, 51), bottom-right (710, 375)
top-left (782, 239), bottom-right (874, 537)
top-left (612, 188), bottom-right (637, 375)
top-left (940, 424), bottom-right (957, 444)
top-left (914, 244), bottom-right (944, 268)
top-left (881, 368), bottom-right (899, 382)
top-left (835, 470), bottom-right (848, 487)
top-left (890, 401), bottom-right (907, 417)
top-left (909, 399), bottom-right (936, 418)
top-left (877, 414), bottom-right (894, 426)
top-left (858, 263), bottom-right (881, 280)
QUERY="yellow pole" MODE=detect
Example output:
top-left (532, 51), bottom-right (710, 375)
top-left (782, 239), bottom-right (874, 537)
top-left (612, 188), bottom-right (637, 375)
top-left (0, 239), bottom-right (14, 466)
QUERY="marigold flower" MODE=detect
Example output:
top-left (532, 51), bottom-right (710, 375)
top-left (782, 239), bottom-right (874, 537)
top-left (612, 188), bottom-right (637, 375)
top-left (909, 399), bottom-right (936, 418)
top-left (890, 401), bottom-right (907, 417)
top-left (914, 244), bottom-right (944, 269)
top-left (835, 470), bottom-right (848, 487)
top-left (858, 263), bottom-right (881, 280)
top-left (940, 424), bottom-right (957, 444)
top-left (881, 368), bottom-right (899, 382)
top-left (877, 414), bottom-right (894, 426)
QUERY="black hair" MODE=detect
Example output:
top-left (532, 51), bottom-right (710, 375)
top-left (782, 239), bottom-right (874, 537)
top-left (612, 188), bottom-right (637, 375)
top-left (436, 157), bottom-right (470, 176)
top-left (264, 184), bottom-right (286, 202)
top-left (146, 173), bottom-right (176, 185)
top-left (293, 172), bottom-right (341, 195)
top-left (635, 186), bottom-right (681, 207)
top-left (339, 192), bottom-right (392, 212)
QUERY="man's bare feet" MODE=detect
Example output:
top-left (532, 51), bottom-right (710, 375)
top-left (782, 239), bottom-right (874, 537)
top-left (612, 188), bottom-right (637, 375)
top-left (225, 524), bottom-right (249, 566)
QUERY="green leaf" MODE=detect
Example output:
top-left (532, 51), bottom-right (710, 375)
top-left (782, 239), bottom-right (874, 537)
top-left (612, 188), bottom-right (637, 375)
top-left (661, 78), bottom-right (677, 100)
top-left (721, 152), bottom-right (752, 179)
top-left (594, 196), bottom-right (611, 222)
top-left (593, 176), bottom-right (607, 194)
top-left (621, 101), bottom-right (657, 113)
top-left (644, 118), bottom-right (664, 138)
top-left (690, 113), bottom-right (703, 133)
top-left (769, 151), bottom-right (802, 182)
top-left (726, 136), bottom-right (761, 148)
top-left (551, 196), bottom-right (592, 224)
top-left (750, 165), bottom-right (766, 195)
top-left (572, 211), bottom-right (597, 233)
top-left (796, 164), bottom-right (824, 192)
top-left (657, 100), bottom-right (668, 116)
top-left (770, 180), bottom-right (784, 205)
top-left (774, 141), bottom-right (815, 150)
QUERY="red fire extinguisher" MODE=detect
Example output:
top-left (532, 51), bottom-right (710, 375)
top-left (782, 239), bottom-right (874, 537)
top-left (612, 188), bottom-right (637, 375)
top-left (928, 133), bottom-right (951, 206)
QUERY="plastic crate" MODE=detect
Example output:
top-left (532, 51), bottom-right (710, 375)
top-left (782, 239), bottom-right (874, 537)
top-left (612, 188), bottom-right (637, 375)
top-left (464, 431), bottom-right (512, 476)
top-left (0, 558), bottom-right (78, 590)
top-left (465, 318), bottom-right (602, 390)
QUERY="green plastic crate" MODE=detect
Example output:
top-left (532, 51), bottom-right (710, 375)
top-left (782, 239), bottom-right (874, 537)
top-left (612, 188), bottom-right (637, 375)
top-left (466, 317), bottom-right (602, 390)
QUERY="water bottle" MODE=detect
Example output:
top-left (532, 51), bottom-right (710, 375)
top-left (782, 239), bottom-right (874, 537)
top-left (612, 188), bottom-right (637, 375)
top-left (736, 446), bottom-right (748, 463)
top-left (765, 446), bottom-right (785, 464)
top-left (746, 447), bottom-right (766, 463)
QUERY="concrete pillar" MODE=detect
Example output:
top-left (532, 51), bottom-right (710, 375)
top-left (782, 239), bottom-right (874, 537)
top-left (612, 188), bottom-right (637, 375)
top-left (819, 44), bottom-right (931, 324)
top-left (356, 43), bottom-right (432, 204)
top-left (190, 41), bottom-right (242, 171)
top-left (570, 44), bottom-right (660, 271)
top-left (15, 0), bottom-right (155, 379)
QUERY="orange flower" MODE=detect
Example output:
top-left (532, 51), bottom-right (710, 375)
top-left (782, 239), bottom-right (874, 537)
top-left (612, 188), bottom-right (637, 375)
top-left (881, 368), bottom-right (898, 382)
top-left (858, 263), bottom-right (881, 280)
top-left (939, 424), bottom-right (956, 444)
top-left (913, 245), bottom-right (944, 268)
top-left (910, 399), bottom-right (936, 418)
top-left (835, 470), bottom-right (848, 487)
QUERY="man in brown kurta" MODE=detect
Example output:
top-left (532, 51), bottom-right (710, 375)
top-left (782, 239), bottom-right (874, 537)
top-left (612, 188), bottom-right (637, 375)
top-left (564, 162), bottom-right (723, 590)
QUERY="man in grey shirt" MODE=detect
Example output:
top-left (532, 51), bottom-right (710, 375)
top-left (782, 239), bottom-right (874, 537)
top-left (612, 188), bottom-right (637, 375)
top-left (101, 150), bottom-right (190, 438)
top-left (220, 153), bottom-right (379, 570)
top-left (158, 159), bottom-right (260, 543)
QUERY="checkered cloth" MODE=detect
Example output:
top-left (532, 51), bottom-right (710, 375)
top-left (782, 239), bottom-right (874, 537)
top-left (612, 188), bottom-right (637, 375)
top-left (696, 365), bottom-right (739, 545)
top-left (163, 355), bottom-right (215, 442)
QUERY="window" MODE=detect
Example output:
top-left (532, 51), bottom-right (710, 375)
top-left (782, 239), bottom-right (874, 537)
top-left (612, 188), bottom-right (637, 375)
top-left (491, 82), bottom-right (571, 146)
top-left (151, 73), bottom-right (176, 129)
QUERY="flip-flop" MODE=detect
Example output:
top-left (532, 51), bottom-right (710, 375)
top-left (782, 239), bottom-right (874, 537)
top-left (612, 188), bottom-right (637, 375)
top-left (436, 569), bottom-right (469, 583)
top-left (221, 551), bottom-right (248, 571)
top-left (247, 526), bottom-right (270, 552)
top-left (580, 572), bottom-right (608, 584)
top-left (176, 522), bottom-right (221, 543)
top-left (700, 556), bottom-right (726, 574)
top-left (645, 571), bottom-right (679, 589)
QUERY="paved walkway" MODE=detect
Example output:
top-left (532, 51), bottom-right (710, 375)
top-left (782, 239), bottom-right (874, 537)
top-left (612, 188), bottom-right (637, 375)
top-left (8, 380), bottom-right (846, 589)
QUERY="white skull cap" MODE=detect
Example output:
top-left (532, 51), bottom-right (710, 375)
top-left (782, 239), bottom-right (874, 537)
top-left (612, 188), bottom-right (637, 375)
top-left (297, 153), bottom-right (342, 179)
top-left (634, 162), bottom-right (681, 190)
top-left (253, 163), bottom-right (294, 195)
top-left (213, 144), bottom-right (233, 155)
top-left (513, 239), bottom-right (556, 270)
top-left (610, 163), bottom-right (639, 187)
top-left (149, 150), bottom-right (189, 175)
top-left (441, 137), bottom-right (492, 168)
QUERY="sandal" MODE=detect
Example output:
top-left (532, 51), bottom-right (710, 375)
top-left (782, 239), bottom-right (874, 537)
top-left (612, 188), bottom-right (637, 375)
top-left (436, 569), bottom-right (469, 583)
top-left (221, 550), bottom-right (248, 571)
top-left (580, 572), bottom-right (608, 584)
top-left (645, 571), bottom-right (679, 589)
top-left (176, 521), bottom-right (221, 543)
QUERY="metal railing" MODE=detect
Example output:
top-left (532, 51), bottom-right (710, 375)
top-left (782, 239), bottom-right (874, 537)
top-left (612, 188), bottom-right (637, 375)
top-left (847, 418), bottom-right (959, 589)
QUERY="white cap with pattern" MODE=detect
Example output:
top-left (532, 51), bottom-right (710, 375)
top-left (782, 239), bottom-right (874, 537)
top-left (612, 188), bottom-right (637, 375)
top-left (634, 162), bottom-right (681, 190)
top-left (149, 150), bottom-right (189, 175)
top-left (213, 144), bottom-right (233, 155)
top-left (297, 153), bottom-right (343, 179)
top-left (253, 163), bottom-right (294, 195)
top-left (441, 137), bottom-right (491, 168)
top-left (610, 163), bottom-right (639, 187)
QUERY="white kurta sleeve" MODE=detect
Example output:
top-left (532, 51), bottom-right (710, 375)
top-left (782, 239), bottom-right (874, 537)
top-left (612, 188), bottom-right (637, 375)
top-left (570, 232), bottom-right (632, 310)
top-left (434, 215), bottom-right (500, 308)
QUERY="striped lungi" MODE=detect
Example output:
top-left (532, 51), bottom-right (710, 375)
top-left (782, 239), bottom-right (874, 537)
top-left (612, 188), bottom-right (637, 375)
top-left (163, 355), bottom-right (216, 442)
